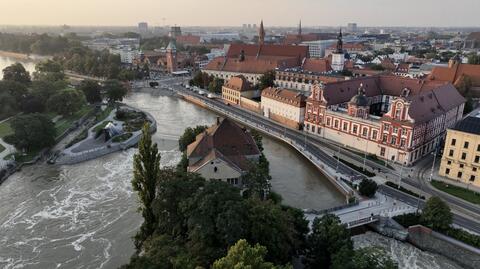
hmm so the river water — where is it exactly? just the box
[0,55,38,80]
[0,88,344,268]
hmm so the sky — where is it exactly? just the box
[1,0,479,27]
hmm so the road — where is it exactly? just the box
[152,77,480,234]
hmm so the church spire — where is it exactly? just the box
[336,28,343,53]
[298,20,302,36]
[259,20,265,45]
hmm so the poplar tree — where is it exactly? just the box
[132,123,161,249]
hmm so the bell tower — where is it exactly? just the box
[258,20,265,45]
[166,39,177,73]
[331,29,345,72]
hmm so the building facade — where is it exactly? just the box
[261,87,306,129]
[439,116,480,187]
[222,76,258,105]
[187,118,261,186]
[304,76,465,165]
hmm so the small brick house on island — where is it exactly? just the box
[186,118,261,186]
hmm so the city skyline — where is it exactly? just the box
[2,0,480,28]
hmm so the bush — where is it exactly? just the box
[385,181,425,199]
[359,178,378,198]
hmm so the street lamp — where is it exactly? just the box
[429,147,438,182]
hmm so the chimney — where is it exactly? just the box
[216,117,221,125]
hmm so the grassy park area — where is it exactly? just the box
[431,180,480,205]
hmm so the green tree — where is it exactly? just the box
[467,53,480,65]
[7,113,56,150]
[257,70,275,90]
[0,91,18,119]
[103,79,128,103]
[2,63,31,84]
[47,88,86,116]
[208,77,224,94]
[178,125,207,152]
[242,157,271,199]
[0,80,28,104]
[79,79,102,104]
[33,60,65,82]
[421,196,452,232]
[304,214,352,269]
[358,178,378,198]
[132,123,161,249]
[213,239,291,269]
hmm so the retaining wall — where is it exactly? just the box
[407,225,480,269]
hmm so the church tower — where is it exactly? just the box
[166,39,177,73]
[258,20,265,45]
[298,20,302,37]
[331,29,345,72]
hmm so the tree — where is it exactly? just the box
[47,88,86,116]
[33,59,65,82]
[2,63,31,84]
[212,239,290,269]
[7,113,56,150]
[0,91,18,119]
[358,178,378,198]
[104,79,128,103]
[0,80,28,104]
[208,77,224,94]
[242,156,271,199]
[257,70,275,90]
[132,123,161,249]
[178,125,207,152]
[79,80,102,104]
[421,196,452,232]
[304,214,352,269]
[30,80,62,103]
[467,53,480,65]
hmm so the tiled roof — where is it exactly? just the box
[315,75,464,123]
[262,87,306,107]
[452,116,480,135]
[284,33,337,44]
[226,43,308,61]
[187,118,260,171]
[429,63,480,87]
[204,55,298,74]
[302,58,332,73]
[224,76,252,92]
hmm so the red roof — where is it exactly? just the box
[302,58,332,73]
[226,43,308,61]
[224,76,252,92]
[262,87,306,107]
[429,63,480,87]
[176,34,201,45]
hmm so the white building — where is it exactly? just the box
[302,40,337,58]
[261,87,306,129]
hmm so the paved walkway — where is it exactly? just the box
[0,138,15,160]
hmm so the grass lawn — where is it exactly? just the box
[431,180,480,205]
[0,119,13,139]
[53,105,95,137]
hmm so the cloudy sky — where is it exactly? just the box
[1,0,479,27]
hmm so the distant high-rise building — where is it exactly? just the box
[347,23,357,33]
[169,26,182,38]
[138,22,148,33]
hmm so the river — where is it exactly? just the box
[0,88,344,268]
[0,54,38,79]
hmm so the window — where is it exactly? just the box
[334,120,339,129]
[362,128,368,137]
[372,130,378,140]
[312,126,316,133]
[343,122,348,131]
[380,147,386,156]
[457,172,463,178]
[464,142,469,149]
[390,136,396,145]
[445,168,450,175]
[393,127,398,134]
[470,175,476,182]
[461,152,467,160]
[473,167,478,172]
[326,118,331,126]
[402,129,407,136]
[317,127,321,134]
[447,160,452,165]
[352,125,358,134]
[449,150,454,157]
[477,144,480,151]
[400,139,406,148]
[460,164,464,168]
[475,156,480,163]
[451,139,456,146]
[382,134,388,143]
